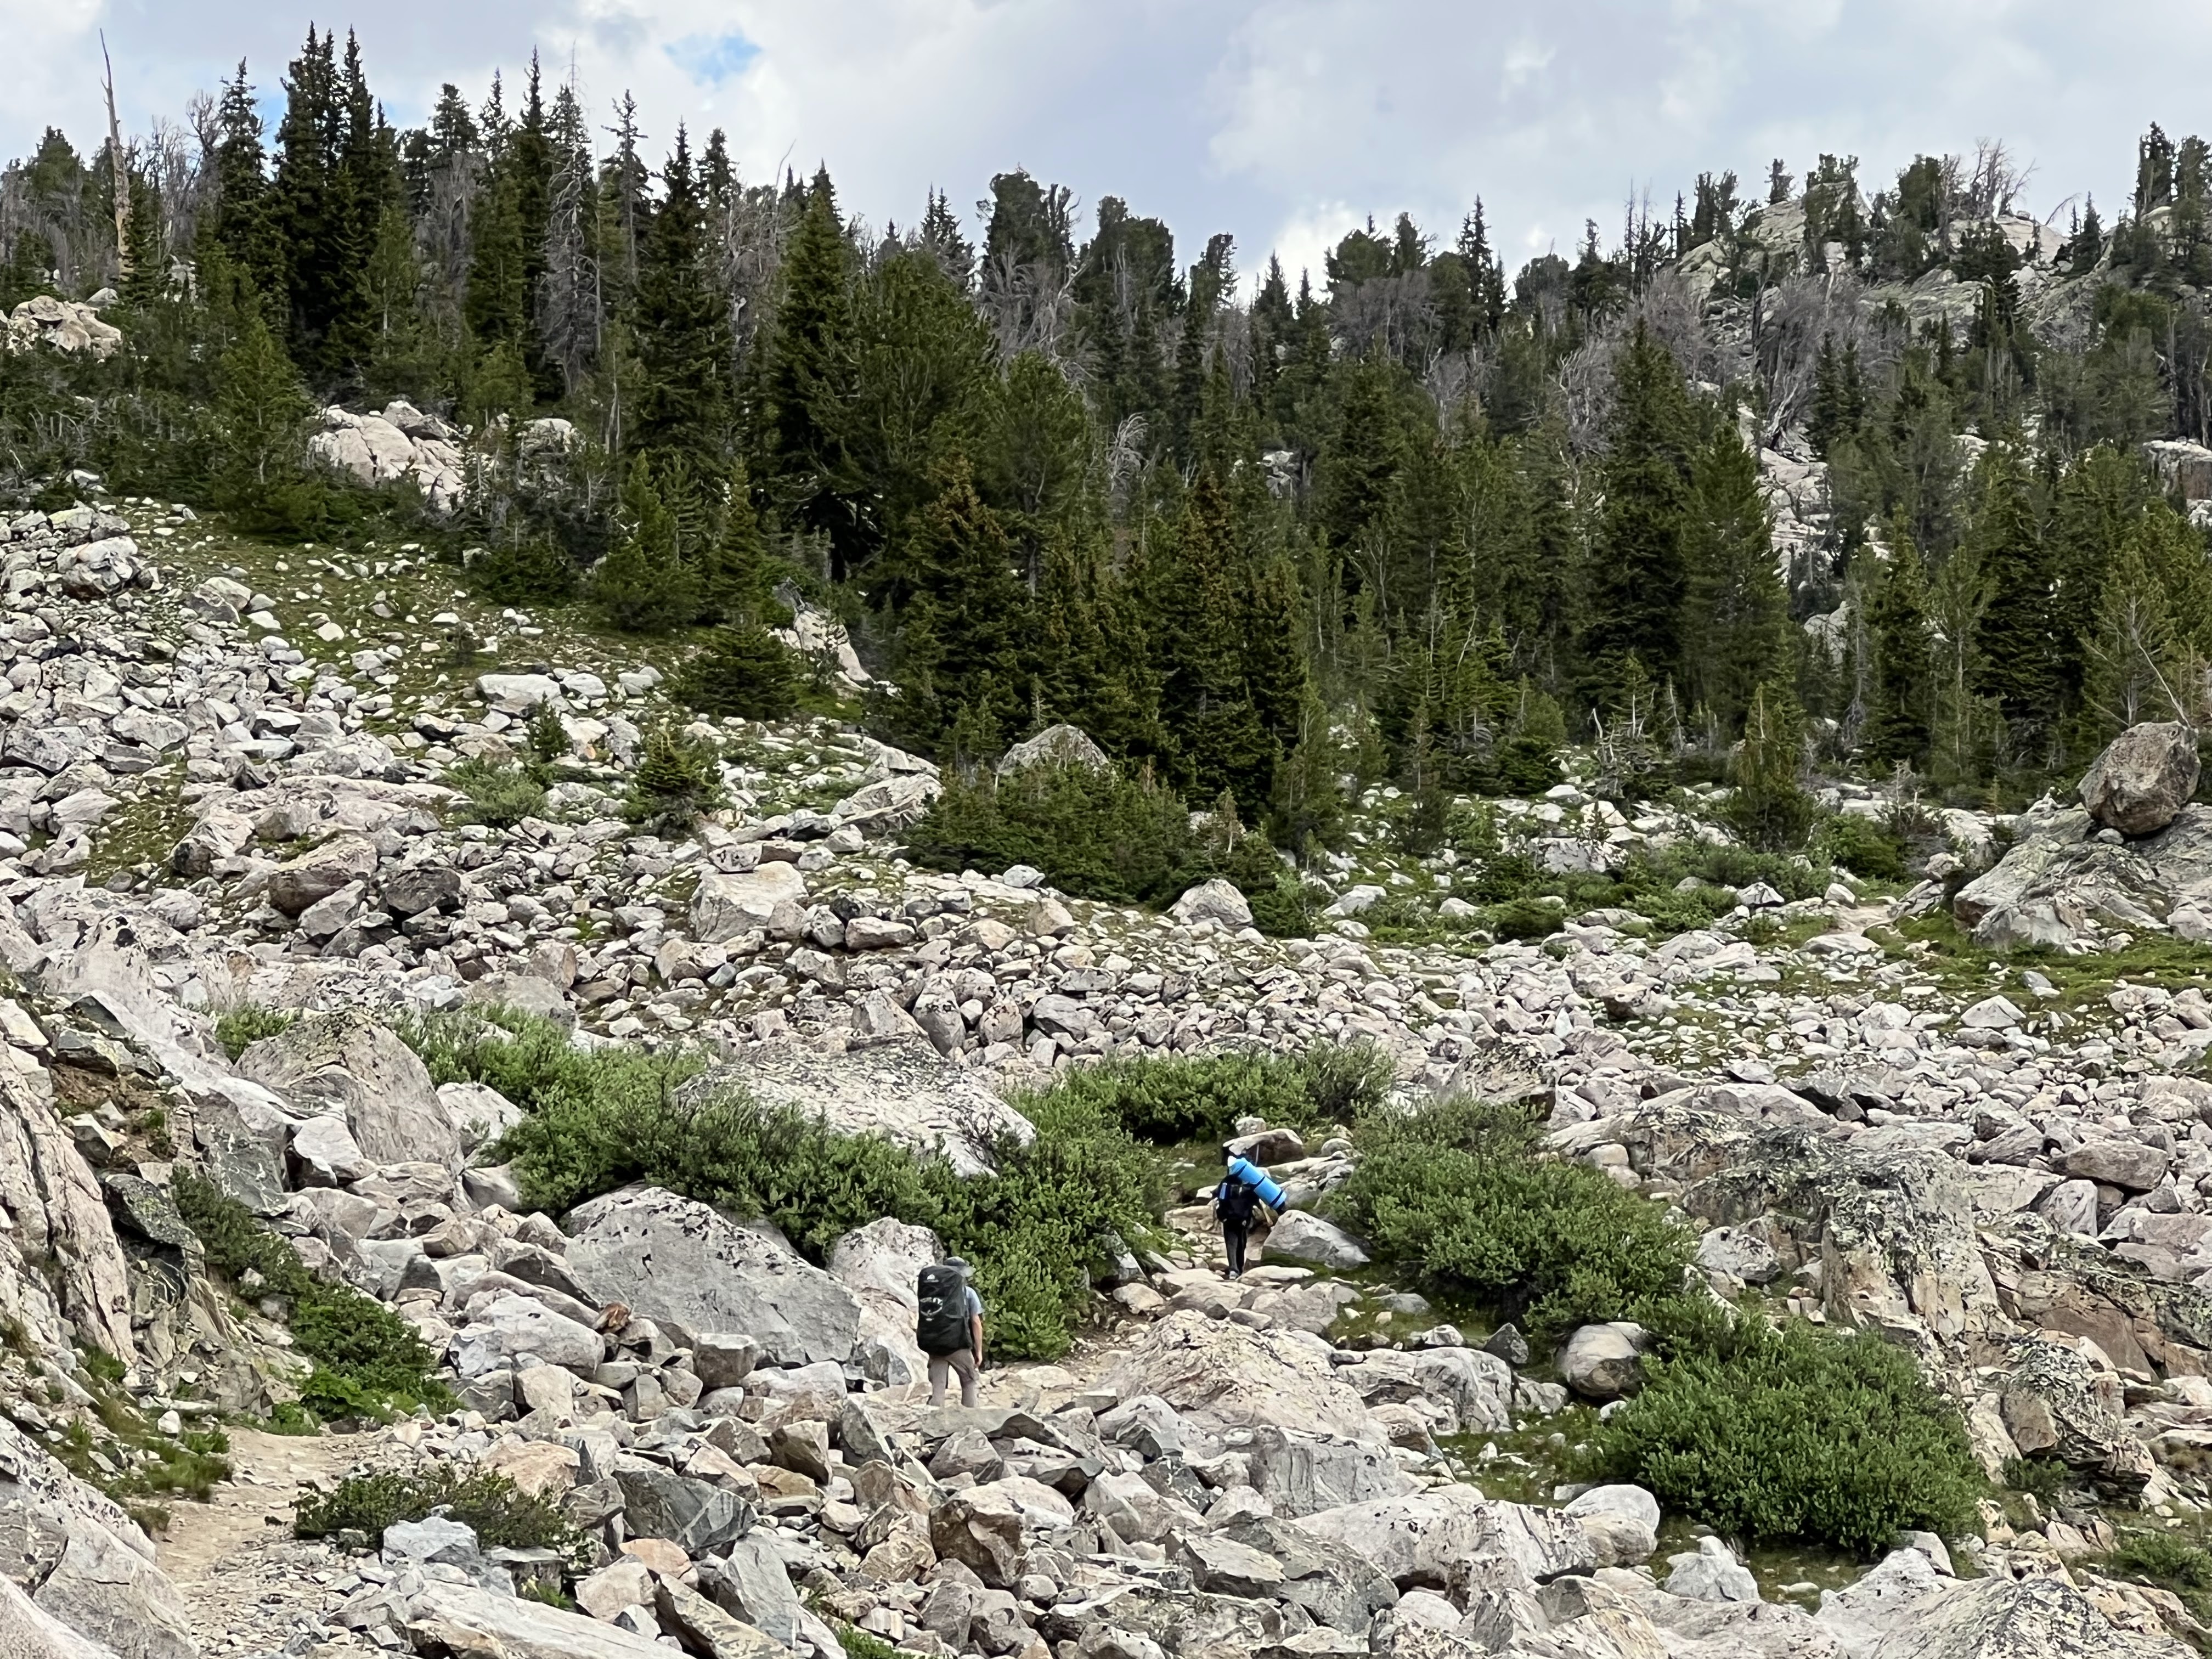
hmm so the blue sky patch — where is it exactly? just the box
[668,30,760,84]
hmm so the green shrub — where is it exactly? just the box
[399,1010,1163,1361]
[1012,1045,1393,1147]
[1336,1098,1694,1340]
[2100,1531,2212,1596]
[624,722,724,836]
[1483,896,1566,941]
[172,1170,448,1418]
[1588,1316,1981,1554]
[467,535,578,604]
[672,624,803,720]
[2001,1454,2069,1502]
[1246,877,1324,938]
[1818,814,1907,883]
[446,756,547,830]
[215,1003,297,1062]
[906,761,1203,907]
[296,1468,578,1557]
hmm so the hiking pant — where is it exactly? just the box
[1223,1222,1250,1277]
[928,1348,979,1407]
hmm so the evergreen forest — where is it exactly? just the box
[8,36,2212,859]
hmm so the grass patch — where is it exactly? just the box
[1335,1097,1695,1341]
[173,1169,450,1419]
[2096,1530,2212,1610]
[296,1468,580,1560]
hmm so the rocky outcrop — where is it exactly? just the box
[698,1037,1035,1178]
[565,1186,861,1364]
[235,1009,463,1171]
[5,296,122,360]
[0,1064,136,1363]
[308,403,466,515]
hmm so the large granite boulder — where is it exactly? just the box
[690,865,807,944]
[0,1575,114,1659]
[404,1582,672,1659]
[692,1038,1034,1179]
[827,1216,941,1385]
[237,1011,463,1171]
[31,1523,196,1659]
[1291,1487,1592,1590]
[566,1186,860,1364]
[996,724,1109,776]
[2081,722,2201,836]
[1099,1310,1376,1438]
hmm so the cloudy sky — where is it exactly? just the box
[9,0,2212,287]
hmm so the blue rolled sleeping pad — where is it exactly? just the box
[1224,1155,1287,1211]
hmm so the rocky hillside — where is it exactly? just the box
[11,498,2212,1659]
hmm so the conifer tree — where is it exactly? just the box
[207,61,281,298]
[693,458,772,625]
[884,460,1035,753]
[590,456,699,632]
[1967,450,2057,756]
[1585,322,1695,691]
[1728,681,1814,850]
[631,128,735,472]
[1861,521,1934,768]
[1681,418,1786,733]
[766,168,857,572]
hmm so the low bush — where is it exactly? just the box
[445,755,547,830]
[672,624,803,720]
[215,1003,297,1062]
[2001,1454,2069,1502]
[295,1468,577,1556]
[1335,1098,1695,1340]
[1818,814,1908,883]
[1013,1044,1393,1146]
[2098,1531,2212,1597]
[400,1010,1164,1361]
[906,760,1203,907]
[1485,896,1566,942]
[173,1170,449,1419]
[1587,1315,1984,1554]
[624,722,725,837]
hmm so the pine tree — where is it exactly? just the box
[1861,521,1934,768]
[211,309,312,511]
[1585,322,1696,690]
[1967,450,2057,758]
[1728,682,1814,850]
[538,78,601,398]
[632,127,735,471]
[693,458,772,625]
[590,456,699,632]
[1681,419,1786,733]
[765,168,856,572]
[465,164,531,350]
[884,459,1035,753]
[207,61,282,302]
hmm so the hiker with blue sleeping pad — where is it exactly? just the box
[915,1256,985,1406]
[1215,1147,1286,1279]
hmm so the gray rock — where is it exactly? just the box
[1562,1484,1661,1568]
[382,1516,479,1566]
[190,1095,286,1215]
[1694,1226,1780,1284]
[288,1114,372,1186]
[239,1009,462,1171]
[2062,1138,2169,1193]
[652,1577,784,1659]
[827,1216,941,1386]
[566,1186,860,1365]
[405,1582,670,1659]
[1263,1211,1369,1269]
[0,1573,114,1659]
[31,1522,196,1659]
[613,1461,754,1554]
[691,865,808,944]
[1217,1516,1400,1633]
[1245,1426,1418,1517]
[1560,1322,1649,1400]
[1664,1534,1759,1602]
[1169,878,1254,930]
[1292,1487,1592,1589]
[694,1039,1032,1180]
[2081,721,2200,836]
[997,724,1109,776]
[451,1294,605,1378]
[697,1534,804,1646]
[264,832,379,915]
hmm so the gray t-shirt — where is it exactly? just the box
[963,1286,984,1319]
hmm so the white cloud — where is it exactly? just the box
[5,0,2212,289]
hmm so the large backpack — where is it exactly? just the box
[916,1265,970,1356]
[1215,1178,1259,1225]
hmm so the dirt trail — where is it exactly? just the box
[160,1427,368,1648]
